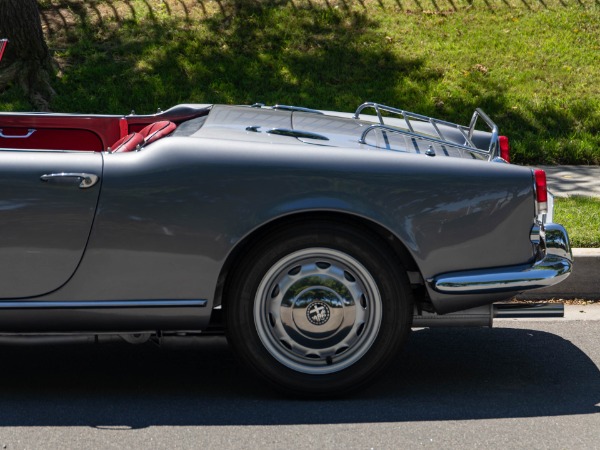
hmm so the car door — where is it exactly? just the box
[0,150,102,298]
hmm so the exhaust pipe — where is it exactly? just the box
[492,302,564,319]
[413,302,564,328]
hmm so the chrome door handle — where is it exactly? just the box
[0,128,36,138]
[40,173,99,189]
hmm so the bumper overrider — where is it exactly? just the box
[429,222,573,295]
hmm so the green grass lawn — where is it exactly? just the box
[1,0,599,165]
[554,196,600,248]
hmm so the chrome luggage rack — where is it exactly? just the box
[353,102,500,160]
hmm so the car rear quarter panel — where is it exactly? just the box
[42,136,535,314]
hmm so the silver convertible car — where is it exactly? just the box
[0,95,572,395]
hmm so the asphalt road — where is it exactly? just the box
[0,318,598,449]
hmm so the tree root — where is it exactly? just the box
[0,60,55,111]
[0,62,20,89]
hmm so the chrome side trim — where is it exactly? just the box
[430,223,572,295]
[0,299,207,309]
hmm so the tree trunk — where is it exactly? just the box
[0,0,55,110]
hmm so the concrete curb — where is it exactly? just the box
[516,248,600,300]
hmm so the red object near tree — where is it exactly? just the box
[0,39,7,62]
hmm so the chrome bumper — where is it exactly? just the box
[430,223,573,295]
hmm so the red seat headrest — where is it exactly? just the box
[139,121,176,145]
[109,132,144,153]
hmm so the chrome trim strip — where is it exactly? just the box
[267,128,329,140]
[545,191,554,224]
[0,299,207,309]
[272,105,324,115]
[430,223,572,294]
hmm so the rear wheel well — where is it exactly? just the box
[214,212,421,311]
[223,218,414,395]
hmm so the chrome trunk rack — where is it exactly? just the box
[353,102,500,160]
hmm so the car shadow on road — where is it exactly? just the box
[0,323,597,428]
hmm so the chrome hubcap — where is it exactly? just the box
[254,248,382,374]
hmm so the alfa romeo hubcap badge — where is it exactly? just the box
[306,301,330,326]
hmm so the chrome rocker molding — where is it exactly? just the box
[0,299,207,309]
[0,299,209,333]
[430,223,572,295]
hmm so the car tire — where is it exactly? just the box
[225,221,413,397]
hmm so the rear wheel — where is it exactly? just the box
[225,222,413,396]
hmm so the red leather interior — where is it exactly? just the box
[0,115,122,151]
[0,115,178,152]
[119,117,129,139]
[110,132,144,153]
[139,121,176,145]
[108,121,176,153]
[0,127,105,151]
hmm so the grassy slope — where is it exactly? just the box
[554,196,600,248]
[1,0,599,166]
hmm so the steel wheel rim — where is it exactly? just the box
[254,248,383,375]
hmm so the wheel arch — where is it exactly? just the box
[213,211,421,310]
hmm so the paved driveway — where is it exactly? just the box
[0,318,598,449]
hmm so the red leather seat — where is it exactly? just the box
[139,120,176,145]
[109,132,144,153]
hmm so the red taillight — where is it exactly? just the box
[499,135,510,163]
[534,169,548,212]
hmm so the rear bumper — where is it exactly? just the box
[429,223,572,295]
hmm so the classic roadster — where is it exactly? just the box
[0,41,572,395]
[0,98,572,395]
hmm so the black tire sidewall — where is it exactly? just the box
[225,222,412,396]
